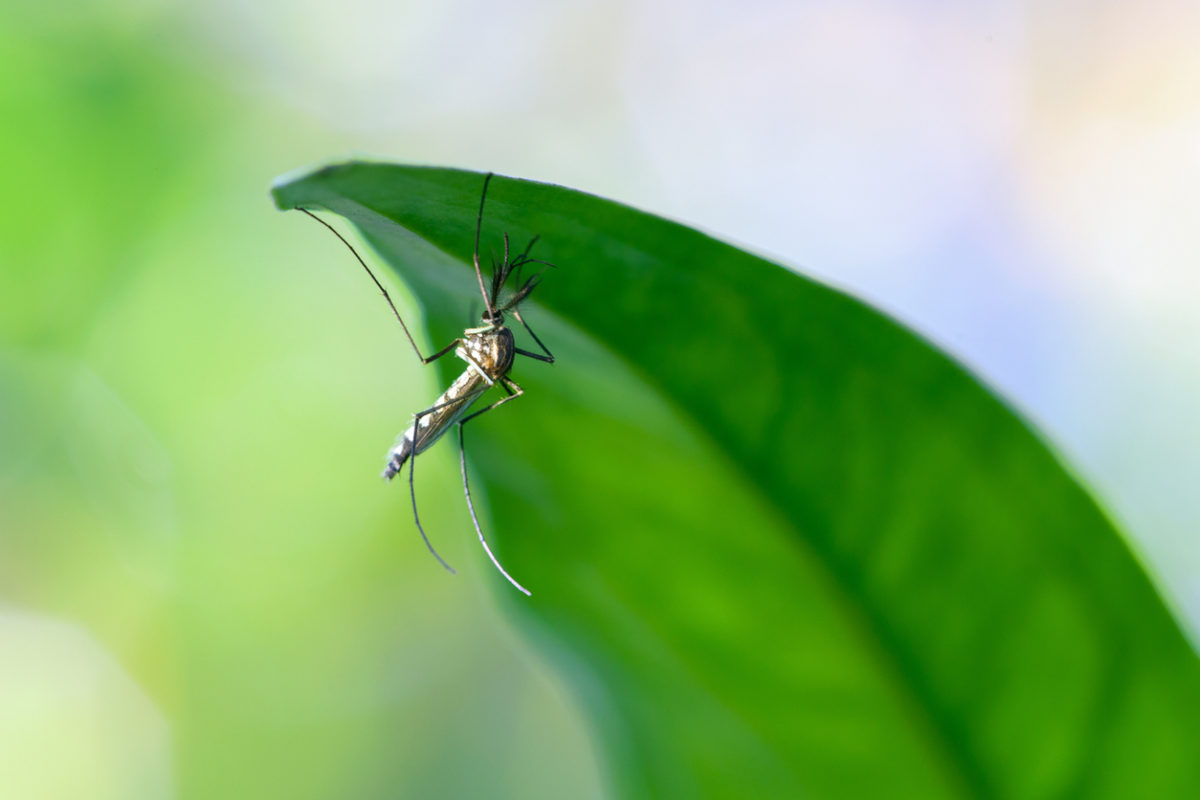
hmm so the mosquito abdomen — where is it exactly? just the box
[382,435,413,480]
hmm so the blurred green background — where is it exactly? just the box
[3,1,1199,798]
[0,4,605,798]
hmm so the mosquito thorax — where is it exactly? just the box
[459,324,515,378]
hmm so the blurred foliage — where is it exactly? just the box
[275,163,1200,799]
[0,9,602,800]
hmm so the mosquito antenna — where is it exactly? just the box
[501,261,557,311]
[516,235,540,263]
[458,424,531,596]
[492,232,512,310]
[489,249,504,306]
[509,236,542,296]
[298,208,429,362]
[473,173,497,319]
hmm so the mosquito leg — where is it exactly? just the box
[297,208,463,367]
[472,173,497,319]
[511,307,555,363]
[405,402,460,575]
[459,377,522,426]
[417,338,463,366]
[457,379,531,595]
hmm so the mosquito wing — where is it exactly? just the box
[382,370,488,480]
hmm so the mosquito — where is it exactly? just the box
[298,173,555,596]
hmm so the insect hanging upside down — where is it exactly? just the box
[298,173,555,596]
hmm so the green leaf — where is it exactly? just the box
[272,163,1200,799]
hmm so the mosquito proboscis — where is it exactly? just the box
[298,173,555,596]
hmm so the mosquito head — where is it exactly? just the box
[471,173,557,324]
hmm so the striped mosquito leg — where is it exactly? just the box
[457,379,531,596]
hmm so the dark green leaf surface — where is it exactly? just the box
[273,163,1200,799]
